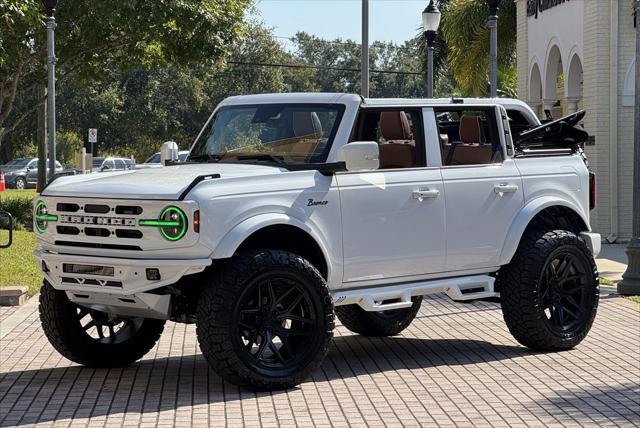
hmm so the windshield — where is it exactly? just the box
[4,159,31,168]
[145,153,161,163]
[190,104,344,164]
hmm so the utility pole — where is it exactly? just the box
[361,0,369,98]
[42,0,58,182]
[618,0,640,295]
[37,85,47,191]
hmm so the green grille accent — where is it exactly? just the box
[139,206,187,241]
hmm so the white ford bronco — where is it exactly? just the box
[35,93,601,390]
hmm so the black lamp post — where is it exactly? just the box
[618,0,640,295]
[422,0,441,98]
[41,0,57,183]
[486,0,502,97]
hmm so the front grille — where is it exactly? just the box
[84,204,110,214]
[85,227,111,237]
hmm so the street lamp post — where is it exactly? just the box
[422,0,441,98]
[42,0,57,183]
[618,0,640,295]
[486,0,502,97]
[362,0,369,98]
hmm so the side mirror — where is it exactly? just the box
[0,211,13,249]
[337,141,379,172]
[101,164,110,171]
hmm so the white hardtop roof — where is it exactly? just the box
[217,92,531,109]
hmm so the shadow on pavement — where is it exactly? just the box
[529,382,640,424]
[0,336,526,426]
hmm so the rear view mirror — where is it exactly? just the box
[0,211,13,249]
[337,141,380,172]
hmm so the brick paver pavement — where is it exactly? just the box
[1,294,638,427]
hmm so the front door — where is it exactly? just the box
[337,108,446,283]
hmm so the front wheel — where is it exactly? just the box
[500,229,599,351]
[39,281,166,367]
[14,177,26,190]
[196,250,334,390]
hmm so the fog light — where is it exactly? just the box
[146,268,161,281]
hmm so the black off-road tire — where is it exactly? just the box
[196,250,334,390]
[39,280,166,367]
[500,229,599,351]
[335,296,422,337]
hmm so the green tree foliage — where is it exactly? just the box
[440,0,516,96]
[55,130,83,166]
[0,0,250,151]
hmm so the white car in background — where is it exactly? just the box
[92,156,135,173]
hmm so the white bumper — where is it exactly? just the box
[35,250,212,295]
[580,232,601,258]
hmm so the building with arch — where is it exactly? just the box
[516,0,636,241]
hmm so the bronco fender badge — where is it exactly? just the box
[307,199,328,207]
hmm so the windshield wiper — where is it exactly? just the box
[234,154,285,164]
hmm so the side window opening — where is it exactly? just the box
[351,109,425,169]
[435,108,503,166]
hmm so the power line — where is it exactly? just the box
[226,60,422,76]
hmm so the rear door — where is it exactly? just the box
[337,108,446,283]
[435,105,524,271]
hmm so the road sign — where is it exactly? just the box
[88,128,98,143]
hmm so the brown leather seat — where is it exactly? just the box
[378,111,417,169]
[444,115,493,165]
[268,112,324,159]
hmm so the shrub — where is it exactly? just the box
[0,196,33,230]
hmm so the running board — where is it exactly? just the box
[332,275,497,312]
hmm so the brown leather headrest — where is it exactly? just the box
[379,143,416,169]
[293,112,323,139]
[459,115,482,143]
[379,111,412,141]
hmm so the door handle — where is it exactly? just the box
[412,188,440,201]
[494,183,519,194]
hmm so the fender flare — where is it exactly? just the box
[210,213,333,275]
[498,196,590,266]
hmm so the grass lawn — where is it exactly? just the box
[0,230,42,296]
[0,189,38,201]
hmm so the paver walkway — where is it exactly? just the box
[1,294,639,427]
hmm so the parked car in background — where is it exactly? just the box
[0,158,63,189]
[92,157,135,173]
[136,151,190,169]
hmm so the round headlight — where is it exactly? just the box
[34,201,57,233]
[158,206,187,241]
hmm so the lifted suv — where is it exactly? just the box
[35,93,600,390]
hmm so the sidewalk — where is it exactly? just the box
[597,244,629,284]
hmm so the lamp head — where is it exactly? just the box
[422,0,442,34]
[41,0,57,17]
[486,0,502,15]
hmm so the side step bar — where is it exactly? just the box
[331,275,498,312]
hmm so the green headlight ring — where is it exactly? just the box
[34,201,57,233]
[158,206,188,241]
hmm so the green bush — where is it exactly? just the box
[0,196,33,230]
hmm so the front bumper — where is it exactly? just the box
[35,249,212,295]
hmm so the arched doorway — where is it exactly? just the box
[566,54,583,113]
[544,45,563,118]
[529,63,543,117]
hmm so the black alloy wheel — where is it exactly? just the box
[233,275,318,377]
[539,249,594,334]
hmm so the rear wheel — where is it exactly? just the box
[500,229,599,351]
[196,250,334,390]
[335,297,422,337]
[39,281,166,367]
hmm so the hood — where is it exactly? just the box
[42,163,284,200]
[1,165,26,173]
